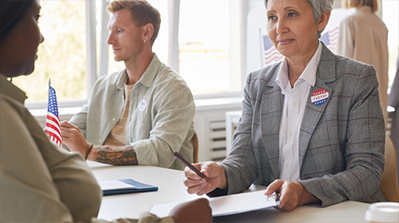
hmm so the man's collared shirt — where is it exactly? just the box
[68,54,195,170]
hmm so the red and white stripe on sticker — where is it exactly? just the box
[311,89,328,106]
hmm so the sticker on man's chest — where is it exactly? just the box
[311,89,328,106]
[138,100,147,111]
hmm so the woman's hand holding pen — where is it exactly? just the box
[183,162,227,196]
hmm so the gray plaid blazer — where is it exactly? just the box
[220,43,386,207]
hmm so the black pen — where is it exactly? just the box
[173,151,207,178]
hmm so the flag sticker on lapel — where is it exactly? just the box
[138,100,147,111]
[311,89,329,106]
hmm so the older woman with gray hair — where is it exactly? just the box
[184,0,386,212]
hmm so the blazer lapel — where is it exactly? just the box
[260,65,284,179]
[298,44,337,168]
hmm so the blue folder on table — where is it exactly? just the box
[100,179,158,196]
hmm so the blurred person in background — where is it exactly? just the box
[388,50,399,185]
[337,0,389,125]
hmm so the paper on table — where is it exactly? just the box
[149,190,278,217]
[99,180,137,191]
[210,190,278,216]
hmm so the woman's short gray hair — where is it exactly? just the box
[265,0,334,38]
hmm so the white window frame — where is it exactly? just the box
[170,0,247,100]
[26,0,98,110]
[27,0,249,110]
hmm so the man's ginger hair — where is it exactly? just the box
[108,0,161,45]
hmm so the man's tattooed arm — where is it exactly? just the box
[92,145,138,165]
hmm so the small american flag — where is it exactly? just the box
[44,79,62,147]
[260,29,284,67]
[260,27,340,67]
[319,27,339,53]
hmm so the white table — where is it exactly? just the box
[88,161,370,222]
[88,162,201,221]
[214,200,369,223]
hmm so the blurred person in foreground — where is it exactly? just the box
[337,0,389,126]
[184,0,386,212]
[61,0,195,170]
[0,0,211,222]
